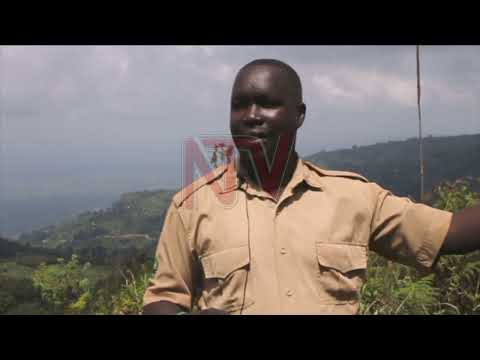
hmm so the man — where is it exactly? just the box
[143,59,480,315]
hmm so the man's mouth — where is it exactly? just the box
[246,134,269,145]
[246,130,270,140]
[232,131,273,148]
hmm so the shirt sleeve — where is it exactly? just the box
[143,201,197,310]
[369,183,453,271]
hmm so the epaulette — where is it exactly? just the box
[173,164,229,207]
[303,160,369,183]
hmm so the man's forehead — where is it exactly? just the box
[233,65,291,93]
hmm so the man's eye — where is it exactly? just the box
[262,102,278,108]
[231,100,247,109]
[260,100,281,108]
[256,96,282,108]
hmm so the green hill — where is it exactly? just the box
[306,134,480,200]
[18,189,175,254]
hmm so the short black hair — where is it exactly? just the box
[237,59,303,102]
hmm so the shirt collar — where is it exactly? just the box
[217,157,324,195]
[301,160,324,190]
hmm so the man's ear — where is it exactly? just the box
[296,103,306,129]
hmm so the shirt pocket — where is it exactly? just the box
[199,245,254,313]
[315,243,368,303]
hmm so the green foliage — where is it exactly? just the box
[431,178,480,314]
[0,261,40,314]
[32,254,93,314]
[360,177,480,315]
[359,254,440,315]
[432,253,480,314]
[16,254,59,267]
[0,261,34,279]
[110,262,154,315]
[0,291,16,313]
[4,302,50,315]
[393,274,439,314]
[432,178,479,211]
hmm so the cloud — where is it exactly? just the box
[308,64,475,109]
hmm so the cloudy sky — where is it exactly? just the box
[1,45,479,200]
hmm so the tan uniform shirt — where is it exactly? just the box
[143,158,453,314]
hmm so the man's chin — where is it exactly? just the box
[241,137,273,152]
[233,135,265,146]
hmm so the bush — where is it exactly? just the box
[5,302,50,315]
[0,291,16,314]
[359,254,441,315]
[110,262,154,315]
[32,254,93,314]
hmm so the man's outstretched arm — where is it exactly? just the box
[369,184,477,270]
[440,204,480,255]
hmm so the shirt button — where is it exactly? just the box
[286,289,294,297]
[280,248,287,255]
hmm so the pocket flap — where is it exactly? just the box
[316,243,367,273]
[200,246,250,279]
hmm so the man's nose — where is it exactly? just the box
[244,104,263,125]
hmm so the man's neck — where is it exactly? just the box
[237,150,299,200]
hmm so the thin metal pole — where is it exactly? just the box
[416,45,425,203]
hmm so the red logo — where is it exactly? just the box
[182,133,296,209]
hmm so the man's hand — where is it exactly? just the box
[142,301,229,315]
[440,203,480,255]
[193,308,229,315]
[143,300,182,315]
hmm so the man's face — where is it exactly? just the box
[230,65,305,156]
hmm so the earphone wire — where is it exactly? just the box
[239,186,252,315]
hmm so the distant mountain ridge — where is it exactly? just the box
[305,134,480,200]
